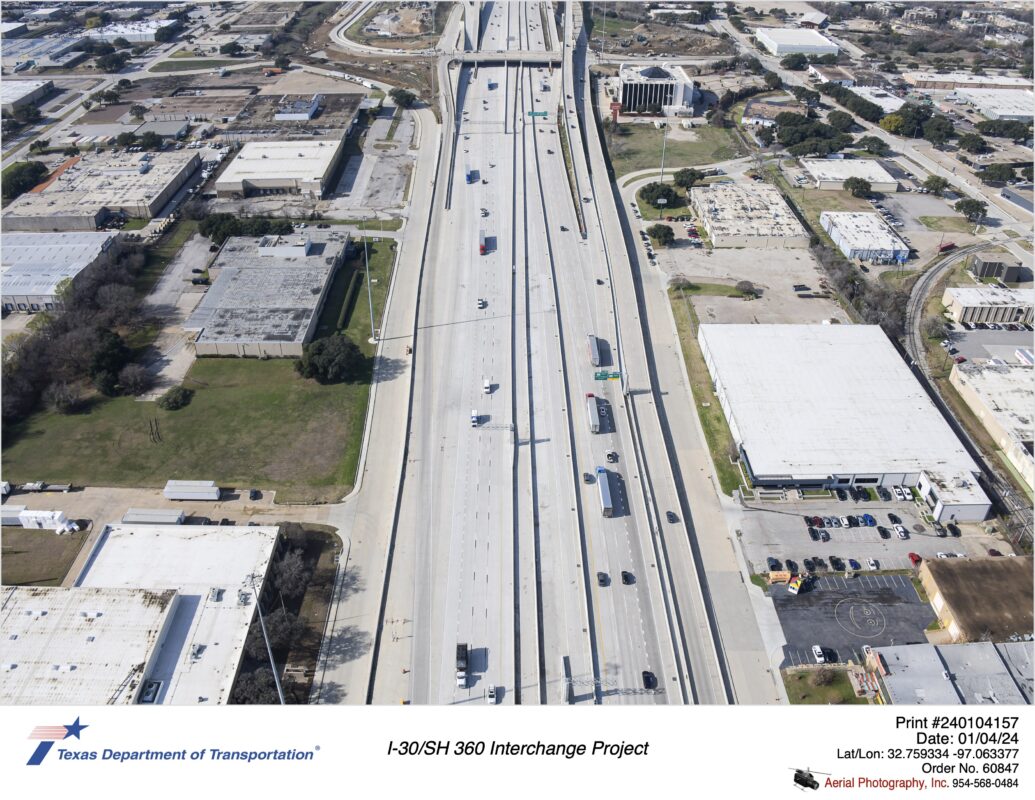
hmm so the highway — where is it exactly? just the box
[372,1,682,705]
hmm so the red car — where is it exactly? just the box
[908,552,922,567]
[954,356,967,363]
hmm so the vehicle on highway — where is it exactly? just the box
[560,225,568,231]
[479,229,487,255]
[641,671,657,690]
[480,208,488,217]
[596,467,613,518]
[812,645,826,664]
[621,571,634,585]
[605,450,618,463]
[456,643,469,688]
[587,393,600,434]
[596,571,609,586]
[583,472,593,483]
[477,298,487,309]
[483,379,491,394]
[470,410,479,427]
[486,684,496,704]
[666,511,678,523]
[587,334,601,367]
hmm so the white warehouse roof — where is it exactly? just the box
[2,231,118,298]
[75,524,280,705]
[216,140,343,188]
[820,212,908,251]
[955,89,1035,121]
[755,26,839,54]
[801,158,898,186]
[945,286,1034,309]
[697,324,981,481]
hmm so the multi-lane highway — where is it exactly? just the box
[372,1,694,705]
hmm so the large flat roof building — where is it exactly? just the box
[89,19,181,43]
[847,86,906,114]
[616,63,698,116]
[741,98,806,127]
[698,324,990,522]
[754,27,839,56]
[969,251,1030,283]
[73,524,281,705]
[1,231,119,313]
[955,89,1035,122]
[802,158,898,191]
[1,151,198,232]
[0,78,53,113]
[0,586,178,705]
[904,72,1033,91]
[942,286,1034,325]
[188,231,349,357]
[949,362,1034,491]
[690,184,809,248]
[808,64,854,86]
[215,138,345,198]
[919,556,1033,643]
[820,211,908,264]
[0,37,84,69]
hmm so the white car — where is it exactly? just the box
[866,558,878,570]
[839,516,851,528]
[937,552,951,558]
[894,524,909,540]
[812,645,825,664]
[486,684,496,704]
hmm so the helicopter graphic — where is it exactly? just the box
[790,766,830,791]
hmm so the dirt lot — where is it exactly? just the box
[586,11,734,58]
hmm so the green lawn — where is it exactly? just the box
[605,123,746,177]
[668,287,745,496]
[134,219,198,295]
[1,527,90,587]
[121,218,148,231]
[918,215,973,234]
[149,59,243,73]
[784,669,868,705]
[321,218,404,231]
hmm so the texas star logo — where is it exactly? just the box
[26,718,88,766]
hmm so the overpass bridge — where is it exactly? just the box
[446,49,562,66]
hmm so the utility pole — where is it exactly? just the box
[364,238,376,343]
[250,574,285,705]
[658,121,668,185]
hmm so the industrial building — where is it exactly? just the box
[0,21,28,37]
[950,362,1034,491]
[0,78,52,113]
[919,557,1033,643]
[0,586,179,705]
[849,86,905,114]
[215,138,345,198]
[941,286,1034,325]
[274,94,324,121]
[690,184,809,248]
[89,19,181,43]
[801,158,898,191]
[869,642,1033,705]
[904,72,1033,91]
[808,64,854,86]
[741,98,805,127]
[697,324,991,522]
[1,151,199,232]
[820,212,908,264]
[615,63,698,116]
[798,11,829,29]
[969,251,1031,283]
[187,230,349,357]
[754,27,839,56]
[954,89,1035,122]
[65,523,282,705]
[0,37,84,69]
[1,231,119,313]
[134,119,191,140]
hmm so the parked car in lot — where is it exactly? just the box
[894,524,909,539]
[812,645,826,664]
[808,527,819,541]
[888,512,902,524]
[835,488,847,501]
[839,516,851,527]
[766,557,781,571]
[820,529,830,542]
[877,526,891,539]
[803,558,815,573]
[848,559,861,570]
[862,513,876,527]
[811,516,823,527]
[866,558,878,570]
[908,552,922,567]
[829,555,845,571]
[877,487,892,502]
[830,517,841,528]
[822,516,833,528]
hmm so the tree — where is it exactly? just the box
[116,131,138,148]
[879,114,905,134]
[856,136,889,155]
[780,53,808,70]
[789,86,820,106]
[763,71,782,89]
[112,37,132,49]
[138,131,164,150]
[827,110,854,132]
[130,104,147,119]
[735,280,757,297]
[707,106,726,128]
[117,78,133,90]
[118,364,153,396]
[62,145,80,157]
[1022,165,1034,183]
[274,55,291,70]
[389,87,416,108]
[96,52,129,73]
[922,115,954,146]
[231,668,279,704]
[922,175,950,195]
[14,104,42,125]
[756,125,775,146]
[273,549,312,600]
[219,41,244,56]
[954,198,987,222]
[673,168,704,190]
[975,119,1032,142]
[219,22,231,31]
[28,139,50,153]
[843,177,872,198]
[811,668,835,687]
[639,182,679,209]
[296,336,366,384]
[977,163,1016,184]
[154,26,176,43]
[922,316,949,340]
[89,330,130,396]
[955,131,989,153]
[646,224,675,246]
[244,608,303,660]
[157,385,194,410]
[43,382,84,414]
[1,161,48,200]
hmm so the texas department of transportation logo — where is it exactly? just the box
[26,717,88,766]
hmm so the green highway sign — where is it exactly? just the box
[594,371,621,380]
[608,372,621,380]
[527,111,548,117]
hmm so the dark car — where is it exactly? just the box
[812,556,827,570]
[665,511,678,523]
[766,557,781,571]
[248,488,260,501]
[808,527,819,541]
[596,572,609,587]
[820,529,830,542]
[988,549,1002,557]
[191,268,204,274]
[947,523,961,537]
[621,571,635,585]
[848,559,861,570]
[191,277,209,285]
[803,514,813,526]
[583,472,593,484]
[888,513,901,525]
[641,671,657,690]
[606,450,618,463]
[877,526,891,540]
[785,559,798,573]
[877,487,892,501]
[802,558,815,573]
[835,488,847,501]
[811,516,823,527]
[846,515,857,527]
[830,556,845,571]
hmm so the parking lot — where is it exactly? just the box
[772,573,936,668]
[943,325,1034,363]
[739,495,1010,577]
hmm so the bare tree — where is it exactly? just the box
[118,364,153,396]
[43,382,83,414]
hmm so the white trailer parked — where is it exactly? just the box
[163,480,220,501]
[122,508,186,525]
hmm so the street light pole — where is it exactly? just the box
[658,121,668,186]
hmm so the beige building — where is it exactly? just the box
[950,362,1034,491]
[919,557,1033,643]
[942,286,1034,325]
[215,138,346,198]
[690,184,809,248]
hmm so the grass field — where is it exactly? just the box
[321,218,404,231]
[919,215,973,234]
[3,239,398,503]
[134,219,198,295]
[149,59,243,73]
[784,669,868,705]
[121,218,148,231]
[1,527,89,587]
[668,287,745,496]
[606,124,746,177]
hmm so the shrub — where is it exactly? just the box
[157,385,194,411]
